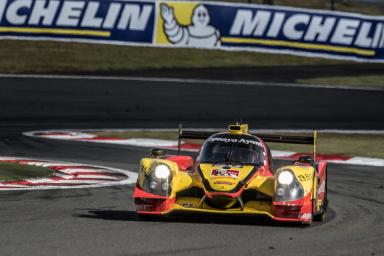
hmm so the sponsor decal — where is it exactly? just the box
[156,2,221,47]
[208,137,263,147]
[154,1,384,62]
[0,0,155,43]
[300,213,312,220]
[226,8,383,52]
[211,169,239,178]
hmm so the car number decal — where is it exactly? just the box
[298,174,311,182]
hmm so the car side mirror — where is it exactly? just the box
[150,148,166,158]
[296,155,314,165]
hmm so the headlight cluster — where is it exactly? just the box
[142,163,172,196]
[275,169,304,202]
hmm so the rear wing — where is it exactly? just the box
[177,124,318,160]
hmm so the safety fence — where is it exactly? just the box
[0,0,383,62]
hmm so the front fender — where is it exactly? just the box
[274,165,316,204]
[138,158,195,198]
[272,165,316,222]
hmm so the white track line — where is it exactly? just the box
[329,157,384,167]
[60,168,123,174]
[0,73,382,91]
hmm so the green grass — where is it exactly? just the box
[0,162,54,182]
[299,75,384,88]
[92,131,384,159]
[1,40,383,88]
[0,40,348,74]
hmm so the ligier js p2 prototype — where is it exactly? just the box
[133,124,328,224]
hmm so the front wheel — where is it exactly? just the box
[313,204,326,222]
[313,168,328,222]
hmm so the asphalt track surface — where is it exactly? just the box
[1,76,384,134]
[0,77,383,256]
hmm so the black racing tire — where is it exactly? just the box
[313,167,328,222]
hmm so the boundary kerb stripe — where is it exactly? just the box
[0,157,137,191]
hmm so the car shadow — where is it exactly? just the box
[75,209,311,228]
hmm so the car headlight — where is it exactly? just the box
[154,164,171,179]
[140,163,172,196]
[277,170,294,185]
[275,169,304,202]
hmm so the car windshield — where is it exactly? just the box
[198,135,265,166]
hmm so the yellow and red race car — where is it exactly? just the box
[133,124,328,224]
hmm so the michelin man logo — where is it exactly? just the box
[160,3,221,47]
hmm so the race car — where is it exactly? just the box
[133,124,328,224]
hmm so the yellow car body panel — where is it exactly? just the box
[199,163,255,192]
[246,175,275,197]
[173,197,274,217]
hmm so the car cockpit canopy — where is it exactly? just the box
[198,133,266,166]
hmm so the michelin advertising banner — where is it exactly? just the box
[0,0,384,62]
